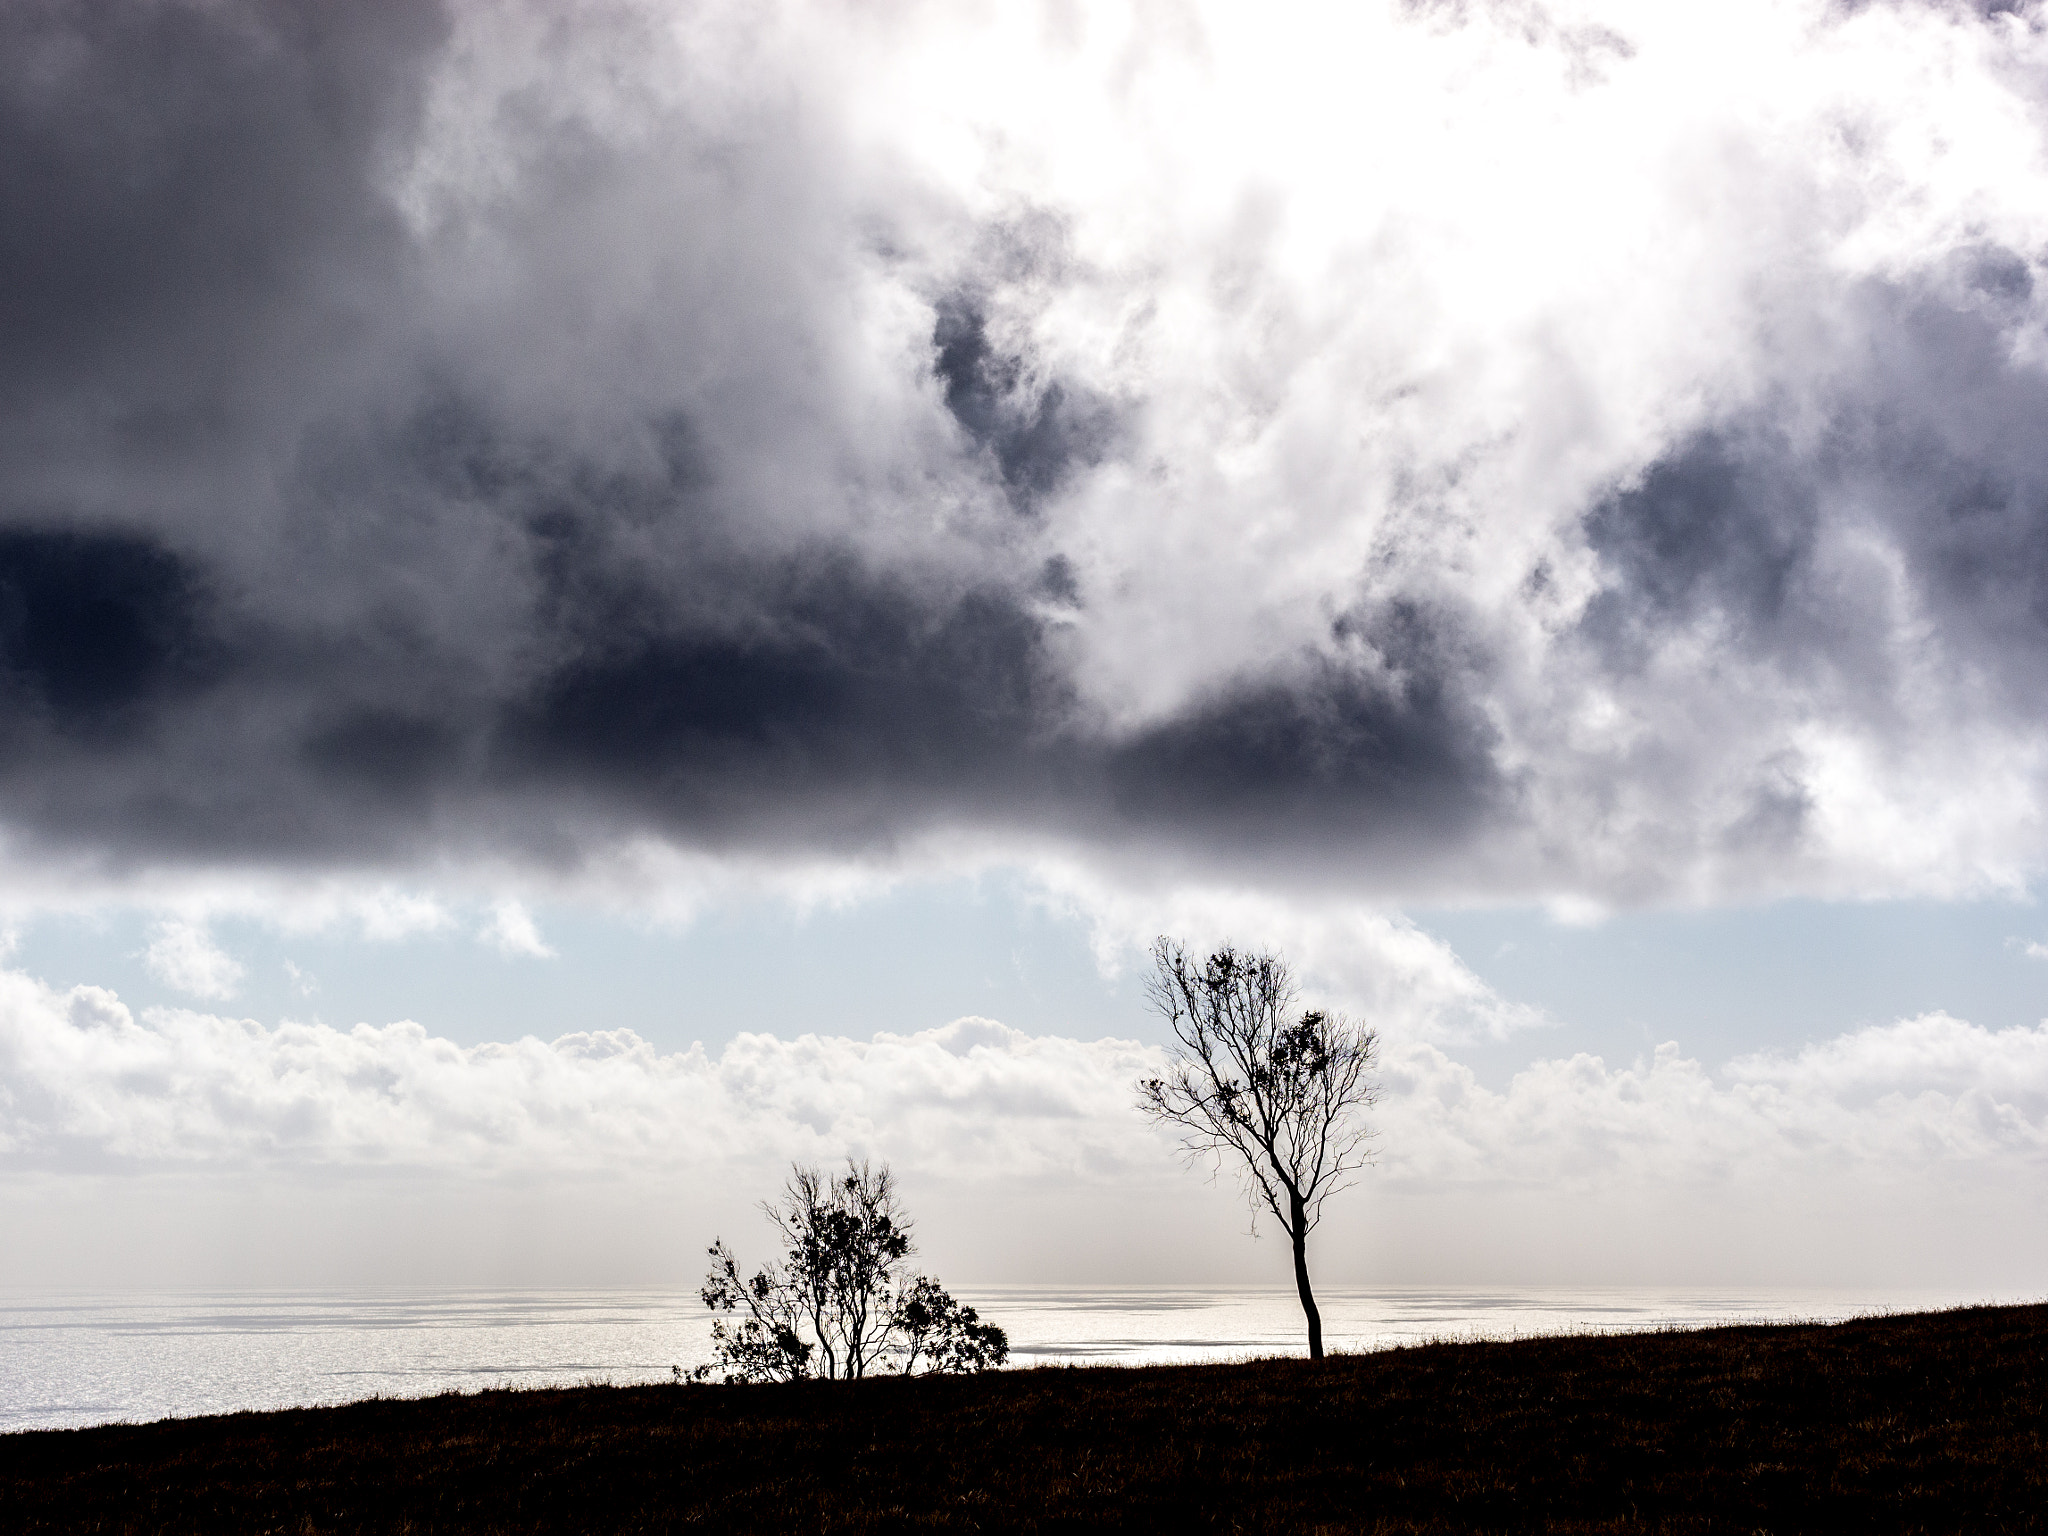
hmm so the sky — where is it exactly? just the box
[3,0,2048,1296]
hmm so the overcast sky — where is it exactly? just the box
[3,0,2047,1295]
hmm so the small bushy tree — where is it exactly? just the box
[698,1159,1007,1382]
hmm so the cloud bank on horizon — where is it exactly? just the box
[5,0,2048,910]
[3,967,2042,1284]
[11,973,2043,1186]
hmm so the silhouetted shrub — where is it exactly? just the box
[698,1159,1007,1382]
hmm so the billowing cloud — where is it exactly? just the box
[4,959,2044,1285]
[1381,1012,2048,1185]
[6,965,2042,1193]
[0,970,1158,1178]
[5,0,2048,910]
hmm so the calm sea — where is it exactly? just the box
[0,1284,2020,1434]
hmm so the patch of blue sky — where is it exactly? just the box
[1414,895,2048,1082]
[8,885,2044,1081]
[3,880,1140,1053]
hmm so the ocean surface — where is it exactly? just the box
[0,1283,2023,1434]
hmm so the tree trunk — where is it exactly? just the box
[1288,1194,1323,1361]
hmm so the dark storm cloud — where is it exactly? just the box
[932,297,1118,509]
[1543,247,2048,895]
[2,0,2047,899]
[1855,272,2048,692]
[1110,602,1499,850]
[495,557,1062,825]
[1582,438,1819,650]
[313,389,1491,863]
[0,0,436,455]
[0,0,1514,880]
[0,529,217,736]
[1580,256,2048,721]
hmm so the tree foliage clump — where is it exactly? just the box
[697,1160,1008,1383]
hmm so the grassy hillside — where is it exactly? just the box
[3,1303,2043,1533]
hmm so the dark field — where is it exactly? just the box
[3,1304,2044,1534]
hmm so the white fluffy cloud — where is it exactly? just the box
[4,959,2044,1286]
[141,921,245,1001]
[6,964,2042,1197]
[1379,1013,2048,1187]
[480,899,556,958]
[0,971,1157,1179]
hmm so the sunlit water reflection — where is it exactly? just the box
[1,1283,2024,1432]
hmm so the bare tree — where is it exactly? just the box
[1137,938,1379,1360]
[698,1159,1007,1382]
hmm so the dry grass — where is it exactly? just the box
[2,1303,2043,1533]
